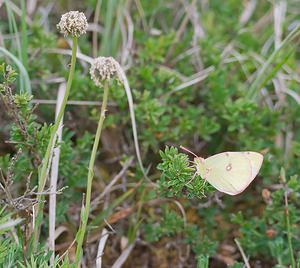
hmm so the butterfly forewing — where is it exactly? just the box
[202,152,263,195]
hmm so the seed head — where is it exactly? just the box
[90,57,122,87]
[57,11,88,37]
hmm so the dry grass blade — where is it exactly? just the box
[273,0,287,108]
[49,82,66,265]
[31,99,116,106]
[239,0,257,26]
[27,0,37,15]
[234,238,251,268]
[0,217,23,230]
[272,0,287,157]
[167,66,215,95]
[274,1,287,48]
[96,228,109,268]
[5,0,32,25]
[118,67,153,184]
[283,89,300,105]
[121,9,134,66]
[91,157,134,211]
[92,0,102,57]
[181,0,205,70]
[165,5,189,61]
[133,0,147,31]
[247,23,300,99]
[111,241,136,268]
[46,48,93,64]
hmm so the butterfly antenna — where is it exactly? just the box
[180,146,199,158]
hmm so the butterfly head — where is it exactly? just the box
[194,157,205,177]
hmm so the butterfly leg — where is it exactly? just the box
[186,172,197,185]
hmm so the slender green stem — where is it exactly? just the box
[285,192,296,268]
[32,36,78,250]
[74,82,109,267]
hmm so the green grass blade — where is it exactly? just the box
[247,24,300,100]
[258,46,295,93]
[0,46,32,94]
[4,0,24,92]
[100,0,118,56]
[111,2,123,56]
[21,0,28,69]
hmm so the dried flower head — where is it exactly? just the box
[57,11,88,37]
[90,57,122,87]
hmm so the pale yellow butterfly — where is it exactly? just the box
[180,146,263,195]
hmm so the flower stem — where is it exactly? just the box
[74,81,109,267]
[32,36,78,251]
[285,191,296,268]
